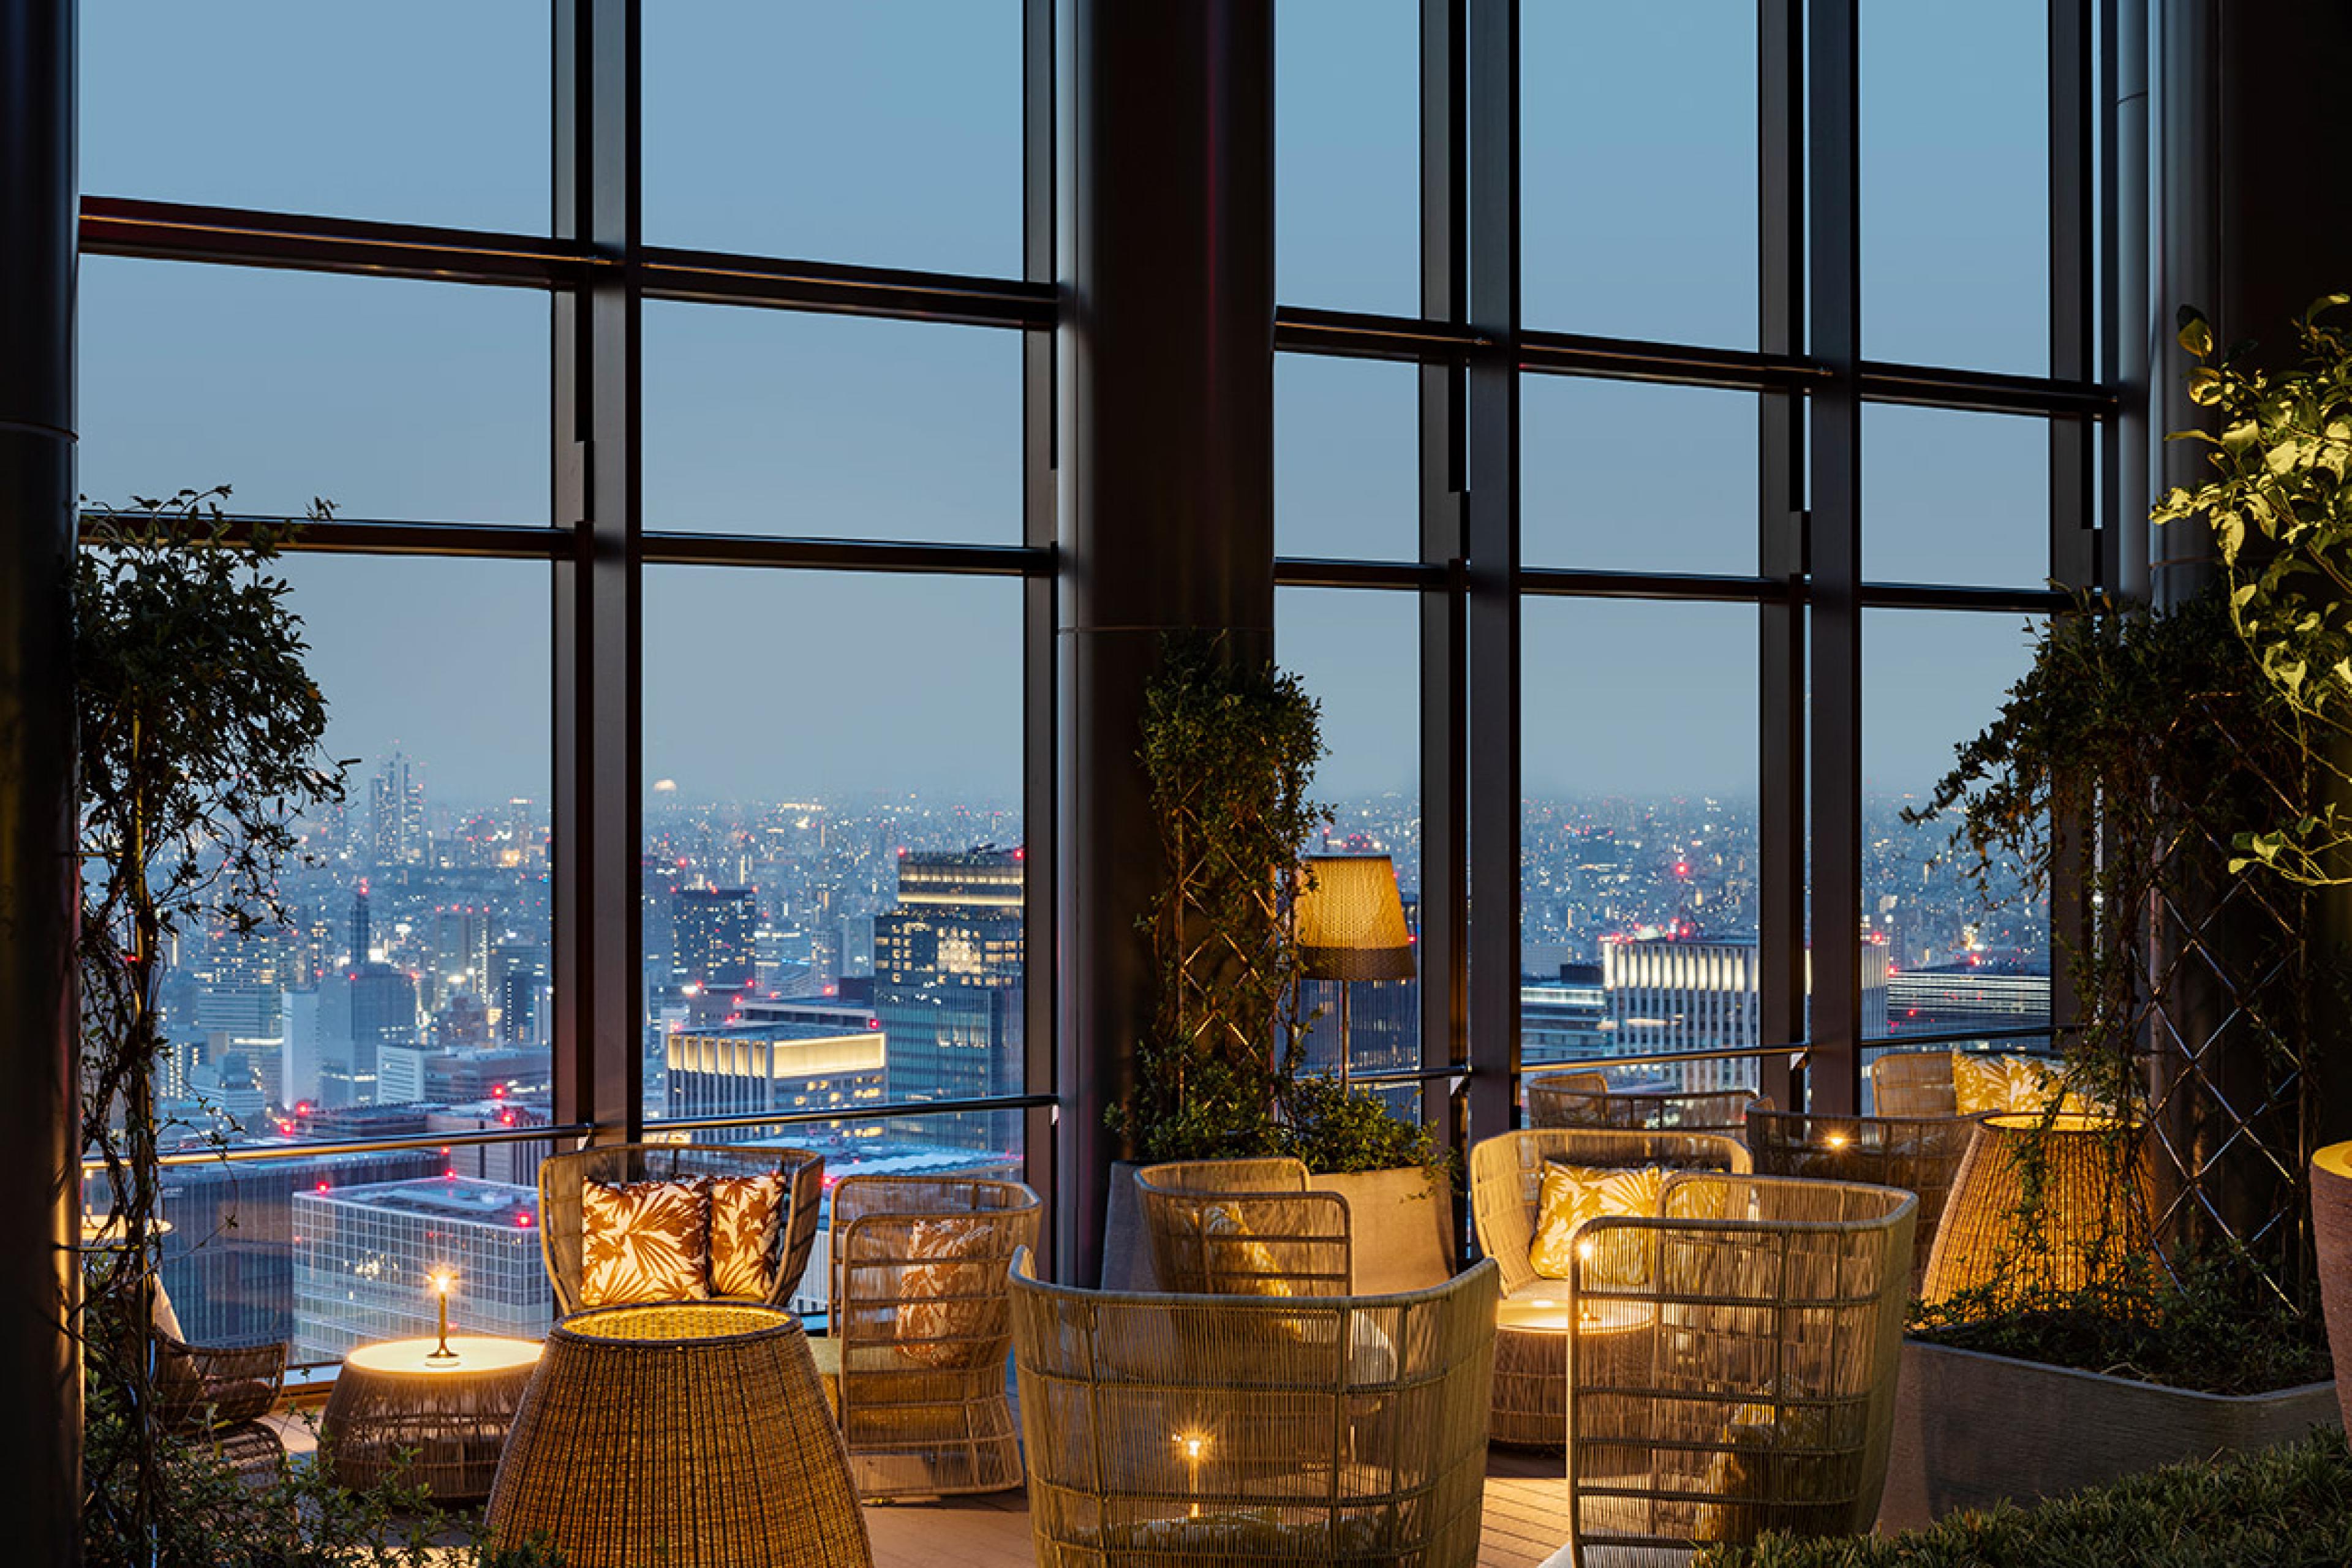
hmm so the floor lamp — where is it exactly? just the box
[1295,853,1415,1090]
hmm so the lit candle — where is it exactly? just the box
[428,1267,459,1362]
[1176,1432,1208,1517]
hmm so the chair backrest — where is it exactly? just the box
[1469,1127,1751,1300]
[1563,1174,1915,1565]
[1525,1076,1769,1139]
[829,1173,1041,1387]
[1745,1109,1975,1294]
[1134,1158,1352,1297]
[1009,1249,1499,1566]
[1869,1049,1959,1118]
[538,1142,824,1316]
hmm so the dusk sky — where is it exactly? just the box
[76,1,2058,812]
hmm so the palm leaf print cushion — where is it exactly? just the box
[707,1172,786,1300]
[581,1177,712,1306]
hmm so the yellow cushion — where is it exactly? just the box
[1951,1053,2011,1116]
[580,1177,710,1308]
[706,1172,786,1300]
[1197,1203,1298,1298]
[1529,1163,1664,1284]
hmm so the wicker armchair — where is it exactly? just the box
[1524,1074,1770,1140]
[807,1174,1041,1499]
[154,1333,288,1468]
[1746,1109,1974,1293]
[1469,1127,1752,1303]
[1009,1246,1499,1566]
[1562,1174,1915,1567]
[1136,1157,1353,1297]
[1868,1050,1959,1118]
[537,1142,824,1316]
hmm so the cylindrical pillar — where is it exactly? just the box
[1055,0,1275,1285]
[0,1,83,1561]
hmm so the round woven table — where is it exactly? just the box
[322,1335,542,1502]
[486,1301,871,1568]
[1490,1297,1651,1449]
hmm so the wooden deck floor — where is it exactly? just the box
[860,1445,1575,1568]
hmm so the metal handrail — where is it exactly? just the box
[81,1121,593,1172]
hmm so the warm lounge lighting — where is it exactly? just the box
[428,1267,459,1363]
[1295,854,1415,1089]
[1175,1431,1210,1516]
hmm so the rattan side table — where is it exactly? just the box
[487,1302,871,1568]
[1490,1297,1651,1449]
[322,1335,542,1502]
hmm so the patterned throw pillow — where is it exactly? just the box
[581,1177,711,1308]
[1530,1163,1665,1285]
[1951,1052,2013,1117]
[894,1218,1000,1369]
[1195,1202,1302,1298]
[707,1172,787,1300]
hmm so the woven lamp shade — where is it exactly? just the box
[1918,1112,2155,1309]
[1296,854,1415,981]
[486,1302,871,1568]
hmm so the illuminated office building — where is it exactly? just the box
[664,1020,888,1144]
[872,848,1024,1152]
[1604,935,1891,1092]
[674,886,760,992]
[292,1175,549,1363]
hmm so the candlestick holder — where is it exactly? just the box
[428,1267,460,1363]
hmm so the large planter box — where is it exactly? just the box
[1877,1336,2339,1531]
[1099,1160,1454,1294]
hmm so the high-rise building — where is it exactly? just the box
[292,1175,549,1362]
[873,848,1024,1152]
[673,886,759,992]
[369,751,428,868]
[490,941,549,1044]
[1521,962,1610,1066]
[429,903,494,1012]
[664,1020,888,1144]
[1602,934,1891,1091]
[428,1102,554,1186]
[317,962,420,1106]
[350,888,374,964]
[1884,955,2052,1038]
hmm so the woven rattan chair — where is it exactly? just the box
[1745,1109,1973,1294]
[1523,1074,1770,1140]
[1136,1157,1353,1297]
[1469,1128,1752,1449]
[1469,1128,1752,1303]
[1562,1174,1915,1567]
[537,1142,824,1316]
[1009,1246,1499,1566]
[808,1174,1041,1499]
[1867,1050,1959,1118]
[154,1332,287,1469]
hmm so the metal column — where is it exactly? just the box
[0,0,83,1559]
[551,0,644,1143]
[1056,0,1276,1284]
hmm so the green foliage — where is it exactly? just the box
[1113,633,1438,1174]
[1909,1248,2331,1398]
[1276,1076,1457,1182]
[75,488,352,1562]
[1692,1429,2352,1568]
[2154,294,2352,885]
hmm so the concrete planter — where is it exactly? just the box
[1877,1336,2338,1531]
[1098,1159,1454,1294]
[2312,1142,2352,1433]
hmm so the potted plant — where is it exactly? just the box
[1885,567,2336,1525]
[2152,295,2352,1434]
[1099,632,1453,1292]
[73,489,510,1564]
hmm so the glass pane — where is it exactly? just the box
[1862,405,2050,589]
[643,570,1024,1157]
[1522,378,1757,572]
[1862,2,2049,374]
[81,258,549,525]
[116,1143,557,1363]
[644,0,1022,276]
[1520,600,1760,1088]
[1278,588,1422,1080]
[643,304,1021,543]
[1278,0,1419,315]
[1522,1,1758,347]
[126,556,554,1129]
[82,1,548,233]
[1864,609,2053,1042]
[1277,354,1419,561]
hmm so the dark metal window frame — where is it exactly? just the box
[76,0,2114,1246]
